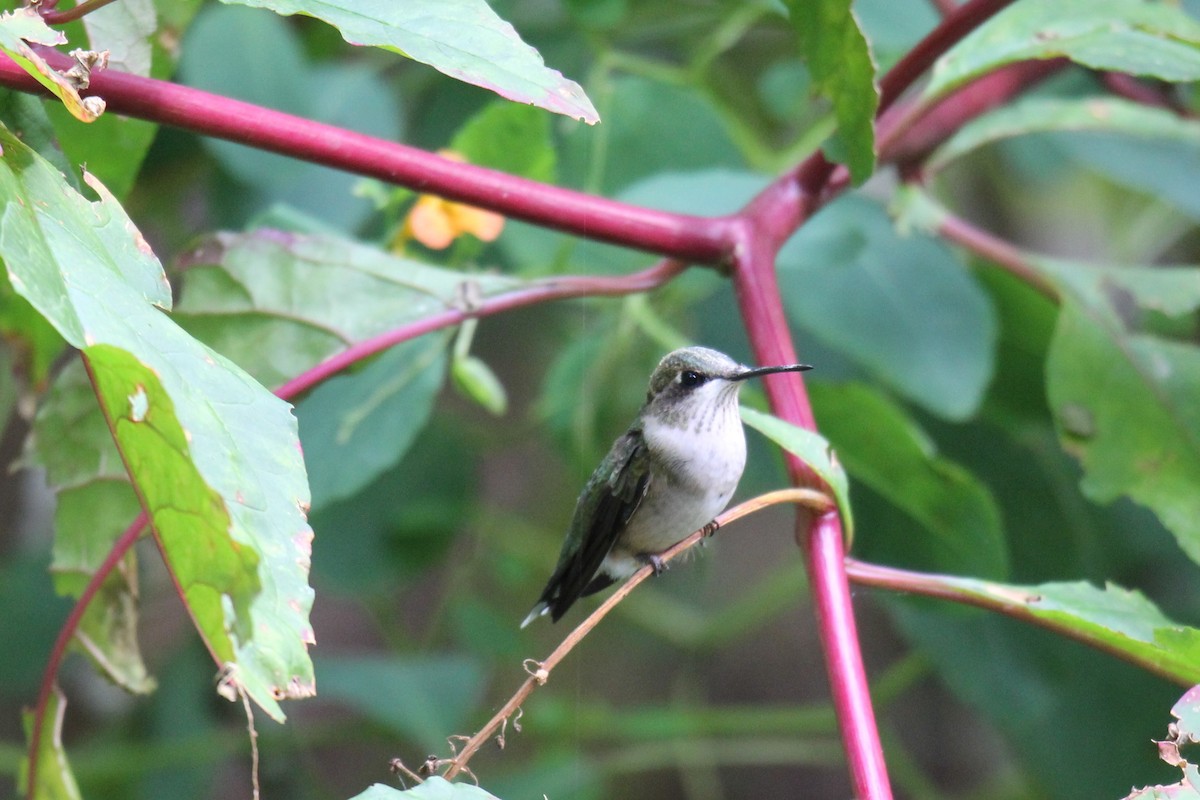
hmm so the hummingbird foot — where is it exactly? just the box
[701,519,720,538]
[642,553,670,576]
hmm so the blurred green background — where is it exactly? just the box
[3,1,1200,798]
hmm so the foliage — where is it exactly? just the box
[0,0,1199,799]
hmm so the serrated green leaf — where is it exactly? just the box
[811,382,1008,579]
[778,193,998,421]
[907,577,1200,685]
[451,101,557,183]
[783,0,878,183]
[349,777,501,800]
[20,687,81,800]
[219,0,597,124]
[0,128,313,720]
[739,406,853,541]
[927,0,1200,102]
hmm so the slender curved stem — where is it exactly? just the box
[41,0,120,25]
[844,557,1196,687]
[0,50,738,266]
[439,488,833,782]
[25,512,147,800]
[276,259,688,400]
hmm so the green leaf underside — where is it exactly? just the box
[811,382,1008,580]
[927,96,1200,175]
[1,127,313,721]
[778,193,997,421]
[927,0,1200,102]
[219,0,598,123]
[20,687,81,800]
[784,0,878,183]
[898,186,1200,568]
[297,337,447,508]
[349,777,502,800]
[173,229,522,390]
[1037,258,1200,567]
[925,577,1200,686]
[739,406,853,541]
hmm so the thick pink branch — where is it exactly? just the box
[0,51,736,266]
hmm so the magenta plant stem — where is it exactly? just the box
[25,512,148,800]
[276,258,688,399]
[0,51,737,267]
[844,557,1196,687]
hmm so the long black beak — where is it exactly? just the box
[732,363,812,381]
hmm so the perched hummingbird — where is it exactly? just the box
[521,346,811,627]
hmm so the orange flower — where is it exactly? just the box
[401,151,505,250]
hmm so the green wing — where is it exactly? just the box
[535,429,650,622]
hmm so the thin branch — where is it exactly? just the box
[936,206,1060,300]
[877,0,1019,115]
[41,0,120,25]
[25,512,147,800]
[844,557,1197,687]
[275,258,688,400]
[439,488,833,782]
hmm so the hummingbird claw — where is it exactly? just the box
[644,554,669,575]
[702,520,720,538]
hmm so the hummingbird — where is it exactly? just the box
[521,346,811,627]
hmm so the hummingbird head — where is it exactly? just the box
[645,346,812,421]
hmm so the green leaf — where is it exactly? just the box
[0,129,313,721]
[172,229,522,390]
[316,655,486,750]
[180,4,404,231]
[926,0,1200,102]
[778,193,998,421]
[82,0,155,76]
[297,336,447,509]
[0,8,101,122]
[927,96,1200,221]
[20,687,81,800]
[1175,685,1200,744]
[783,0,878,183]
[451,100,557,183]
[905,577,1200,685]
[928,96,1200,174]
[739,406,853,541]
[1026,258,1200,566]
[349,777,501,800]
[559,76,742,195]
[219,0,597,124]
[811,382,1008,579]
[1048,299,1200,566]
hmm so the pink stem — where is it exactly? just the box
[276,259,687,399]
[0,50,736,266]
[25,513,148,800]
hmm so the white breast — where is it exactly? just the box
[604,388,747,576]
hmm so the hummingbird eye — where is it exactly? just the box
[679,370,705,387]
